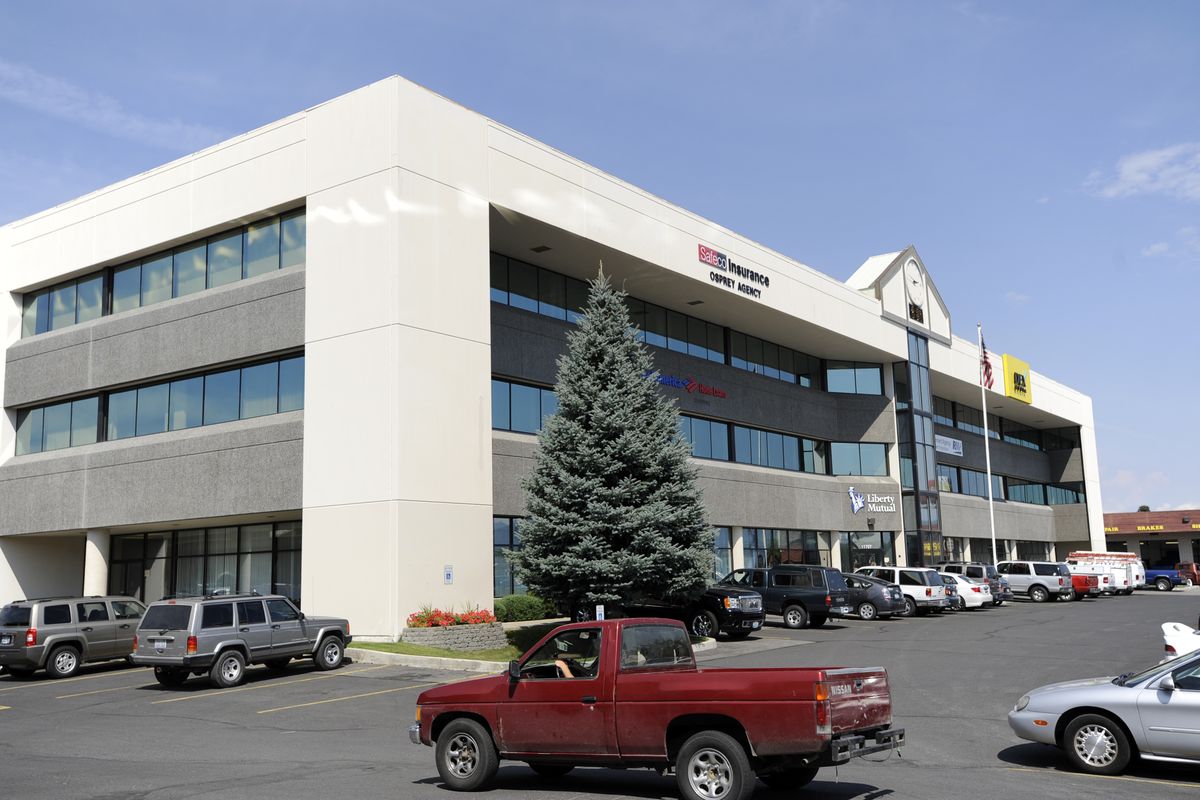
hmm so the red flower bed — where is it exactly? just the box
[406,608,498,628]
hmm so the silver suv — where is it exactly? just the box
[0,595,146,678]
[996,560,1073,602]
[130,594,351,688]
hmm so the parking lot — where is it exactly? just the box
[1,590,1199,799]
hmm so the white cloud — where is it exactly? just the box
[1005,290,1030,305]
[1141,242,1171,257]
[1036,196,1051,204]
[1090,142,1200,201]
[0,59,226,151]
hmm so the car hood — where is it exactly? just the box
[417,673,508,705]
[1027,675,1120,700]
[304,615,349,627]
[709,586,761,599]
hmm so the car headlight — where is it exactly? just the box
[1015,695,1030,712]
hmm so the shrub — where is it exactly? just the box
[494,593,554,623]
[406,605,498,628]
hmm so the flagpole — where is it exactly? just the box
[978,323,999,566]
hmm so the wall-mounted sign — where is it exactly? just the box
[698,244,770,300]
[1136,524,1165,532]
[1193,524,1200,530]
[849,487,897,514]
[443,565,454,585]
[1003,353,1032,404]
[1104,526,1119,533]
[935,434,963,457]
[647,371,728,399]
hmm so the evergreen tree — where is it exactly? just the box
[511,269,713,614]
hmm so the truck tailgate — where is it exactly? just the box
[823,667,892,733]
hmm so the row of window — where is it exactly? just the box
[935,464,1085,505]
[490,252,882,395]
[743,529,831,569]
[108,523,302,604]
[931,396,1080,452]
[21,210,305,338]
[15,355,303,456]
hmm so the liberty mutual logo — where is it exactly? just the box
[848,486,866,514]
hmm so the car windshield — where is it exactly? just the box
[1115,652,1200,687]
[720,570,756,588]
[139,605,192,631]
[0,605,31,627]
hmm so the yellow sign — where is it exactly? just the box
[1104,526,1119,533]
[1136,524,1164,532]
[1193,524,1200,530]
[1003,354,1032,404]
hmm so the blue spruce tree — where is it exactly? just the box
[511,269,713,615]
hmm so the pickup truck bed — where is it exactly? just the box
[411,618,903,800]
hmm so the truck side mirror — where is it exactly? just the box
[1160,674,1177,692]
[508,660,521,681]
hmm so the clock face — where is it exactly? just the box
[904,259,925,307]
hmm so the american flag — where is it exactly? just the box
[981,336,995,390]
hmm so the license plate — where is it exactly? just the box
[154,641,166,653]
[0,634,11,646]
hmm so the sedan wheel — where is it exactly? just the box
[857,602,877,621]
[1063,714,1131,775]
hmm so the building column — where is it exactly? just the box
[1181,538,1196,565]
[829,532,843,570]
[83,530,110,596]
[730,527,745,570]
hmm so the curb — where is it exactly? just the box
[692,637,717,653]
[346,648,506,673]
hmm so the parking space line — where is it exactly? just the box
[57,683,153,699]
[256,681,436,715]
[149,664,392,705]
[0,667,140,694]
[0,705,9,711]
[1006,766,1200,790]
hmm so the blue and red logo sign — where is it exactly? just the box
[648,371,727,399]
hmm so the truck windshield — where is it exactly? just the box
[0,606,31,627]
[139,605,192,631]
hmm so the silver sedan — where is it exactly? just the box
[1009,649,1200,774]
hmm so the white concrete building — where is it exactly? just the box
[0,77,1105,639]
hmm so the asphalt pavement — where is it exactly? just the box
[0,589,1197,799]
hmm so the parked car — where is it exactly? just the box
[1162,622,1200,661]
[1009,649,1200,774]
[939,573,991,610]
[1177,562,1200,587]
[996,560,1073,602]
[619,586,765,639]
[942,580,960,611]
[855,566,948,616]
[719,565,850,629]
[411,618,906,798]
[840,573,906,621]
[0,595,145,678]
[1142,563,1186,592]
[130,593,351,688]
[1068,572,1101,601]
[1067,562,1112,596]
[939,561,1009,606]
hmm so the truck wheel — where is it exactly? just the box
[153,666,188,687]
[313,635,345,670]
[758,766,819,789]
[1062,713,1131,775]
[1156,578,1173,592]
[528,763,574,777]
[46,645,81,679]
[857,602,878,621]
[782,605,808,629]
[1071,590,1085,601]
[436,718,498,791]
[676,730,754,800]
[902,597,916,617]
[689,610,720,638]
[210,650,246,688]
[1030,586,1049,603]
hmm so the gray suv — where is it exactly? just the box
[0,595,146,678]
[130,594,351,688]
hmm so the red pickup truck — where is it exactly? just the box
[1069,572,1100,600]
[410,618,904,800]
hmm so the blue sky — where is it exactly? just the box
[1,1,1196,513]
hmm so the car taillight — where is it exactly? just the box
[186,636,198,654]
[926,588,932,597]
[825,595,832,607]
[132,635,138,653]
[814,681,831,735]
[346,623,350,636]
[972,586,981,593]
[1167,644,1177,656]
[24,627,36,647]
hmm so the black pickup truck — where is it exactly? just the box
[719,565,851,629]
[576,585,767,640]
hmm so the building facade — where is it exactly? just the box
[1104,510,1200,566]
[0,77,1106,639]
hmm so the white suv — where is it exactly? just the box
[856,566,949,617]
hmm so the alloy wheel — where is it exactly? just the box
[446,732,479,777]
[686,747,733,799]
[1073,724,1118,767]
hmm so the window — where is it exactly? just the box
[44,604,71,625]
[840,531,896,570]
[278,356,305,412]
[1002,419,1041,450]
[899,570,925,586]
[240,362,279,418]
[743,529,830,568]
[936,464,959,493]
[1007,479,1046,505]
[679,416,730,461]
[713,527,732,581]
[491,379,557,434]
[76,602,109,622]
[522,629,602,679]
[933,397,954,427]
[201,604,234,629]
[960,468,1004,500]
[825,361,882,395]
[493,517,525,597]
[204,369,240,425]
[620,625,693,669]
[732,425,812,472]
[169,377,203,431]
[831,442,888,476]
[237,600,267,625]
[136,384,169,436]
[42,402,72,451]
[267,599,300,623]
[111,600,145,620]
[19,210,305,339]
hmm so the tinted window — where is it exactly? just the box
[237,601,267,625]
[201,603,234,629]
[241,362,279,418]
[76,275,104,323]
[169,377,204,430]
[207,232,243,288]
[620,625,692,669]
[140,605,192,631]
[77,602,110,622]
[70,397,99,446]
[141,254,173,306]
[136,384,169,435]
[50,282,77,330]
[245,218,281,277]
[280,211,306,268]
[899,570,924,586]
[174,243,207,297]
[824,570,847,590]
[107,390,137,440]
[15,407,44,455]
[1033,563,1068,577]
[266,599,300,623]
[42,402,72,451]
[278,357,304,412]
[43,604,71,625]
[204,370,240,425]
[0,606,31,627]
[112,264,141,313]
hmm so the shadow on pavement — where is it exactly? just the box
[997,743,1200,786]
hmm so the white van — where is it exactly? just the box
[1067,551,1143,596]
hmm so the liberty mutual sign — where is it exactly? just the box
[849,487,897,514]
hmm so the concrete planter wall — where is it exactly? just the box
[402,622,508,651]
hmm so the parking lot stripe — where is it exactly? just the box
[57,683,153,699]
[256,681,436,715]
[1006,766,1200,790]
[0,667,139,694]
[0,705,9,711]
[149,664,392,705]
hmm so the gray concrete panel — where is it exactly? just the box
[1047,447,1085,484]
[5,268,305,408]
[0,413,302,536]
[940,492,1058,542]
[492,432,902,533]
[492,304,895,444]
